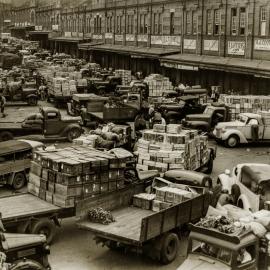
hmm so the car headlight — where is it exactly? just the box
[43,244,50,255]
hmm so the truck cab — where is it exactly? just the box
[218,163,270,212]
[178,225,259,270]
[214,113,270,148]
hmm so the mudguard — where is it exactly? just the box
[185,121,210,131]
[221,129,248,143]
[60,124,82,137]
[237,194,251,211]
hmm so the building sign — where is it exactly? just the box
[184,39,197,50]
[151,35,181,46]
[204,40,219,51]
[115,34,123,42]
[254,39,270,51]
[64,32,71,37]
[52,25,59,31]
[92,34,103,40]
[105,33,113,39]
[137,34,148,42]
[228,41,245,55]
[161,62,198,71]
[126,34,135,42]
[78,32,83,38]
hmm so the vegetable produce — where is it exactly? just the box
[88,207,115,225]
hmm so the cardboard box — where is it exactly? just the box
[53,194,75,208]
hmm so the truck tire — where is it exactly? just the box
[67,128,81,142]
[105,240,123,251]
[160,233,179,264]
[10,259,45,270]
[12,173,26,190]
[27,96,38,106]
[225,135,239,148]
[0,131,14,141]
[30,219,56,244]
[231,184,241,205]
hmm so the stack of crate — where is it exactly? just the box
[114,69,132,85]
[219,95,270,120]
[136,124,209,173]
[28,146,128,208]
[144,74,174,97]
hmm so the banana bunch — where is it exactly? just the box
[88,207,115,225]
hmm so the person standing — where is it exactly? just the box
[0,94,6,118]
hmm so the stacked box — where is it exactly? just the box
[219,95,270,120]
[136,124,209,173]
[133,193,156,210]
[27,146,130,208]
[114,69,132,85]
[144,74,174,97]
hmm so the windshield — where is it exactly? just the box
[204,107,214,115]
[237,114,248,123]
[191,239,232,266]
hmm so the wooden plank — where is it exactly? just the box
[77,206,153,243]
[0,194,60,221]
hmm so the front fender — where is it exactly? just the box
[221,129,248,143]
[218,173,234,194]
[60,124,82,137]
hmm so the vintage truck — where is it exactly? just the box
[0,168,159,244]
[0,107,83,142]
[217,163,270,212]
[177,223,267,270]
[213,113,270,148]
[0,139,44,189]
[182,104,230,133]
[77,181,211,264]
[1,232,51,270]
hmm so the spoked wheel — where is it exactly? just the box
[225,135,239,148]
[160,233,179,264]
[12,173,26,190]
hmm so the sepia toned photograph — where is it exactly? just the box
[0,0,270,269]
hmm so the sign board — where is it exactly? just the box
[52,25,59,31]
[35,25,43,31]
[151,35,181,46]
[161,62,198,71]
[228,41,245,55]
[64,32,71,37]
[105,33,113,39]
[137,34,148,42]
[115,34,123,42]
[254,39,270,51]
[92,34,103,40]
[126,34,135,42]
[184,39,197,50]
[204,39,219,51]
[78,32,83,38]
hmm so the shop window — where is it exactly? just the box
[144,14,148,34]
[139,14,147,34]
[127,14,134,34]
[158,13,162,34]
[214,9,220,35]
[231,8,237,35]
[207,10,212,35]
[193,12,197,35]
[239,7,246,35]
[170,12,175,35]
[260,6,266,36]
[186,11,192,35]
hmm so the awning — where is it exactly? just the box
[160,53,270,77]
[48,36,89,43]
[28,31,51,35]
[83,44,180,59]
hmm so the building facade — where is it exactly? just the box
[9,0,270,94]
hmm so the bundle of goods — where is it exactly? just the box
[28,146,130,208]
[114,69,131,85]
[69,71,82,81]
[144,74,174,97]
[219,95,270,120]
[87,207,115,225]
[133,193,156,210]
[51,77,77,97]
[73,123,130,149]
[136,124,209,173]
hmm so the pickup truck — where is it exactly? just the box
[0,107,83,142]
[0,168,159,244]
[217,163,270,212]
[177,223,266,270]
[213,113,270,148]
[77,181,211,264]
[182,104,230,132]
[1,231,51,270]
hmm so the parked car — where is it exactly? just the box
[217,163,270,212]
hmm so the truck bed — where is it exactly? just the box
[0,193,61,223]
[78,207,153,243]
[0,122,22,129]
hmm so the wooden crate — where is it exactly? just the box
[55,183,83,197]
[30,161,42,177]
[56,173,82,185]
[53,194,75,208]
[29,173,41,187]
[48,182,55,193]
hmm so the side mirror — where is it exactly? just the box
[225,169,231,175]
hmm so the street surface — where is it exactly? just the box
[1,102,270,269]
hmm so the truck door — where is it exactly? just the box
[212,109,226,126]
[244,118,260,140]
[44,111,65,136]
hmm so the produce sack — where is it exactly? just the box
[249,221,267,238]
[223,204,252,220]
[254,217,270,231]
